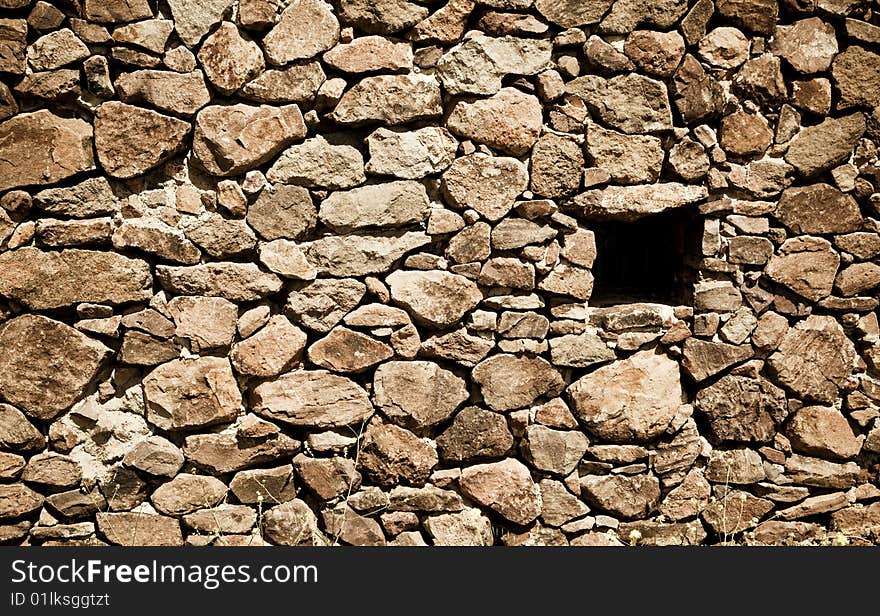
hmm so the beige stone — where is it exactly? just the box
[251,370,373,429]
[0,110,94,192]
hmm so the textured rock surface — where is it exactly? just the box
[1,0,878,548]
[0,110,94,191]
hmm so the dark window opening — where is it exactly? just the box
[590,207,700,307]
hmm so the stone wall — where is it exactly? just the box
[1,0,879,547]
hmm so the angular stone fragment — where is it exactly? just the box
[492,219,556,251]
[784,113,865,178]
[251,370,373,428]
[323,504,385,546]
[96,512,183,546]
[198,22,264,95]
[183,214,256,259]
[0,248,151,310]
[193,103,306,176]
[771,17,838,74]
[695,374,784,443]
[157,263,281,302]
[697,27,749,69]
[308,327,392,373]
[436,34,551,96]
[263,500,326,546]
[358,419,437,487]
[14,69,81,102]
[167,296,237,352]
[410,0,473,44]
[768,315,855,404]
[765,237,839,302]
[702,491,773,535]
[95,102,190,178]
[835,263,880,297]
[320,181,429,232]
[338,0,428,34]
[473,354,563,412]
[247,185,316,241]
[388,485,463,513]
[580,474,660,520]
[720,111,772,158]
[784,454,860,490]
[260,240,317,281]
[568,349,684,443]
[419,330,487,367]
[303,232,430,277]
[568,73,672,134]
[184,504,257,535]
[535,0,612,27]
[460,459,541,525]
[34,177,118,218]
[332,74,442,126]
[112,218,201,265]
[28,29,90,71]
[671,55,724,124]
[230,465,296,505]
[151,474,227,516]
[294,455,359,502]
[437,406,514,463]
[733,54,786,106]
[549,333,615,368]
[831,503,880,537]
[184,428,300,475]
[479,257,535,290]
[267,136,365,189]
[774,184,862,235]
[706,448,766,484]
[573,183,708,222]
[681,339,752,382]
[120,331,177,366]
[446,87,542,156]
[522,425,589,476]
[167,0,235,47]
[787,406,861,460]
[585,124,663,184]
[445,156,529,223]
[790,78,831,116]
[832,46,880,109]
[366,127,458,179]
[21,452,80,488]
[387,270,482,328]
[264,0,339,64]
[286,278,365,333]
[530,133,584,198]
[241,63,326,104]
[123,436,184,478]
[116,70,211,116]
[539,478,590,527]
[716,0,777,35]
[0,110,94,192]
[232,315,307,377]
[143,357,241,431]
[0,404,45,452]
[0,19,27,75]
[36,217,112,248]
[600,0,688,33]
[659,469,710,521]
[112,19,174,53]
[626,29,686,76]
[373,361,468,430]
[324,36,412,73]
[0,484,43,520]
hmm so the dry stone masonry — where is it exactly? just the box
[1,0,880,547]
